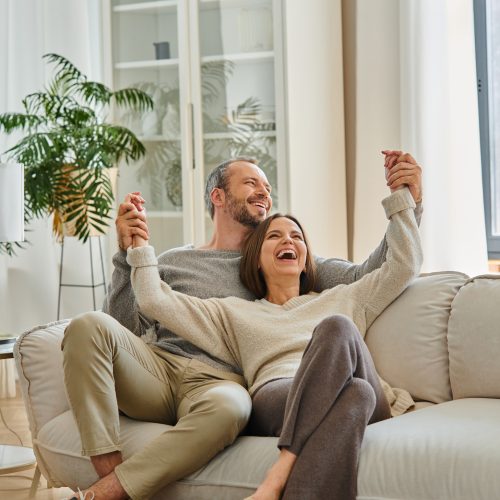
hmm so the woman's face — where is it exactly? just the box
[259,217,307,283]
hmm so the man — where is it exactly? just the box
[62,152,422,500]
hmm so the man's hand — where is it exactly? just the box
[381,150,423,203]
[116,191,149,250]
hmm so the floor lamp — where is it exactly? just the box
[0,162,24,398]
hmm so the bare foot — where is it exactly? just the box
[246,449,297,500]
[70,472,127,500]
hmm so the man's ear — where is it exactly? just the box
[211,188,225,211]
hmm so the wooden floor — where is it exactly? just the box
[0,384,74,499]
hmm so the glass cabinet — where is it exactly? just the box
[105,0,287,251]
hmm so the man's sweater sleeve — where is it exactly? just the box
[344,188,422,331]
[127,246,238,367]
[314,200,423,290]
[102,250,154,337]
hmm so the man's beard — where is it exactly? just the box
[225,192,263,228]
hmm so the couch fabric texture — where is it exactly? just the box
[14,271,500,499]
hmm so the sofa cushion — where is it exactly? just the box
[365,271,467,404]
[357,398,500,500]
[36,410,280,499]
[448,274,500,399]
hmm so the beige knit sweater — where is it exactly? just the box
[128,188,422,416]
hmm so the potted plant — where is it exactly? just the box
[0,53,153,251]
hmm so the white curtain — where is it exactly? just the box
[399,0,488,276]
[0,0,104,396]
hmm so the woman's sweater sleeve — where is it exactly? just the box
[348,188,423,332]
[126,246,238,366]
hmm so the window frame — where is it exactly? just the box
[474,0,500,258]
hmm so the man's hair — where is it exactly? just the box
[240,213,317,299]
[204,156,259,219]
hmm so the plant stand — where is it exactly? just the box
[57,236,107,320]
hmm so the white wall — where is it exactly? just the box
[284,0,348,258]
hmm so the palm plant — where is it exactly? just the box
[0,53,153,253]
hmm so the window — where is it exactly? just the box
[474,0,500,258]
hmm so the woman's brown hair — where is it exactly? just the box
[240,213,317,299]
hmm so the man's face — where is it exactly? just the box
[223,162,272,228]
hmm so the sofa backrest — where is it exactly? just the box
[448,274,500,399]
[14,320,70,437]
[366,271,468,404]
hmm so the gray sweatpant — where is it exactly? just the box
[249,314,391,500]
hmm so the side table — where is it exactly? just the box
[0,337,40,498]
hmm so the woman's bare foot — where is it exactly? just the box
[245,449,297,500]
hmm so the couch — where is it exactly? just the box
[14,271,500,499]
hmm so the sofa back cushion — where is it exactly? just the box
[365,272,468,404]
[448,275,500,399]
[14,320,70,437]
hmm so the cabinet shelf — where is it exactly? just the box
[138,135,180,142]
[147,211,183,218]
[115,58,179,70]
[203,131,275,140]
[113,1,177,14]
[200,0,271,10]
[115,52,273,69]
[201,51,274,65]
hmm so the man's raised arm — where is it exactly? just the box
[102,192,151,336]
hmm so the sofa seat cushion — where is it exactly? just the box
[358,398,500,500]
[36,410,280,499]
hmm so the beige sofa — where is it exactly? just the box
[14,271,500,499]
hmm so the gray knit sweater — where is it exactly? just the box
[103,197,423,373]
[128,189,422,416]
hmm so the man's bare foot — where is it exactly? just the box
[245,449,297,500]
[68,472,127,500]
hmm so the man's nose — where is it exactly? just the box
[255,185,269,198]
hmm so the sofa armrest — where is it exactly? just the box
[14,320,70,438]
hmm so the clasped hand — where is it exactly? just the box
[382,150,423,203]
[115,191,149,250]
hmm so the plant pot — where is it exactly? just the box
[53,167,118,240]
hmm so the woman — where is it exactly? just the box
[127,186,422,499]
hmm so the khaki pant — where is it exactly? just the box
[61,311,251,500]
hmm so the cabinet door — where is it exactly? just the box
[109,0,189,252]
[107,0,287,250]
[191,0,287,244]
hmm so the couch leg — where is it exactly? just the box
[29,465,41,498]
